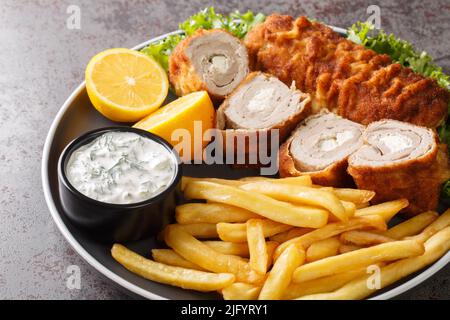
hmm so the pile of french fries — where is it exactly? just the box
[111,175,450,300]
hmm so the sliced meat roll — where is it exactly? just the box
[348,120,450,216]
[169,29,249,99]
[216,72,311,165]
[279,112,364,186]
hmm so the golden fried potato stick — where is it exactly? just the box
[184,181,329,228]
[182,175,312,191]
[354,199,409,222]
[240,182,347,222]
[221,282,261,300]
[247,219,269,274]
[202,241,250,257]
[306,237,341,262]
[111,244,235,292]
[355,202,370,209]
[181,176,242,190]
[317,187,375,204]
[157,223,218,242]
[274,215,386,259]
[338,244,363,254]
[269,228,313,243]
[203,240,279,262]
[151,249,205,271]
[175,203,259,224]
[295,226,450,300]
[239,175,313,186]
[340,231,394,246]
[340,201,356,218]
[284,265,381,299]
[217,220,292,242]
[265,241,279,269]
[164,225,265,284]
[292,239,424,283]
[175,223,218,238]
[381,211,438,239]
[259,244,305,300]
[407,208,450,243]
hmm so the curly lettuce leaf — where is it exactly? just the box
[349,22,450,198]
[141,7,265,71]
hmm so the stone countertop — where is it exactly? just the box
[0,0,449,299]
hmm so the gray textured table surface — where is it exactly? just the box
[1,0,449,300]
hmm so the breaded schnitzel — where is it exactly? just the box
[245,15,449,128]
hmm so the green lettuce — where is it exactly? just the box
[141,7,265,71]
[348,22,450,198]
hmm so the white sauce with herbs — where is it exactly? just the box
[66,131,176,204]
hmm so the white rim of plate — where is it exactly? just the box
[41,27,450,300]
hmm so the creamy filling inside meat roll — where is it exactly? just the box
[279,112,364,186]
[169,29,249,99]
[348,120,450,215]
[220,72,310,130]
[215,72,311,168]
[349,120,435,166]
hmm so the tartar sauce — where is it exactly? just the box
[66,131,176,204]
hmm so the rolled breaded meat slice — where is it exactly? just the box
[216,72,311,165]
[169,29,249,99]
[279,112,364,186]
[348,120,450,216]
[245,15,449,128]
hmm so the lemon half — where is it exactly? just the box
[85,48,169,122]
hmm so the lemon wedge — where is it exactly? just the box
[133,91,215,160]
[85,48,169,122]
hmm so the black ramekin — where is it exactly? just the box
[58,127,182,243]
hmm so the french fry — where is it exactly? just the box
[306,237,341,262]
[339,244,364,254]
[354,199,409,222]
[355,202,370,209]
[202,241,278,266]
[274,215,386,260]
[157,223,218,242]
[164,225,265,284]
[184,181,329,228]
[182,175,312,191]
[340,231,394,246]
[181,176,242,191]
[221,283,261,300]
[318,187,375,204]
[265,241,279,269]
[292,239,424,283]
[341,201,356,218]
[203,241,250,257]
[240,182,347,222]
[217,220,292,243]
[258,244,305,300]
[381,211,438,239]
[269,228,313,243]
[240,175,312,186]
[247,219,268,274]
[407,208,450,243]
[176,203,258,224]
[283,265,372,299]
[327,201,356,222]
[151,249,205,271]
[111,244,235,292]
[296,227,450,300]
[177,223,218,239]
